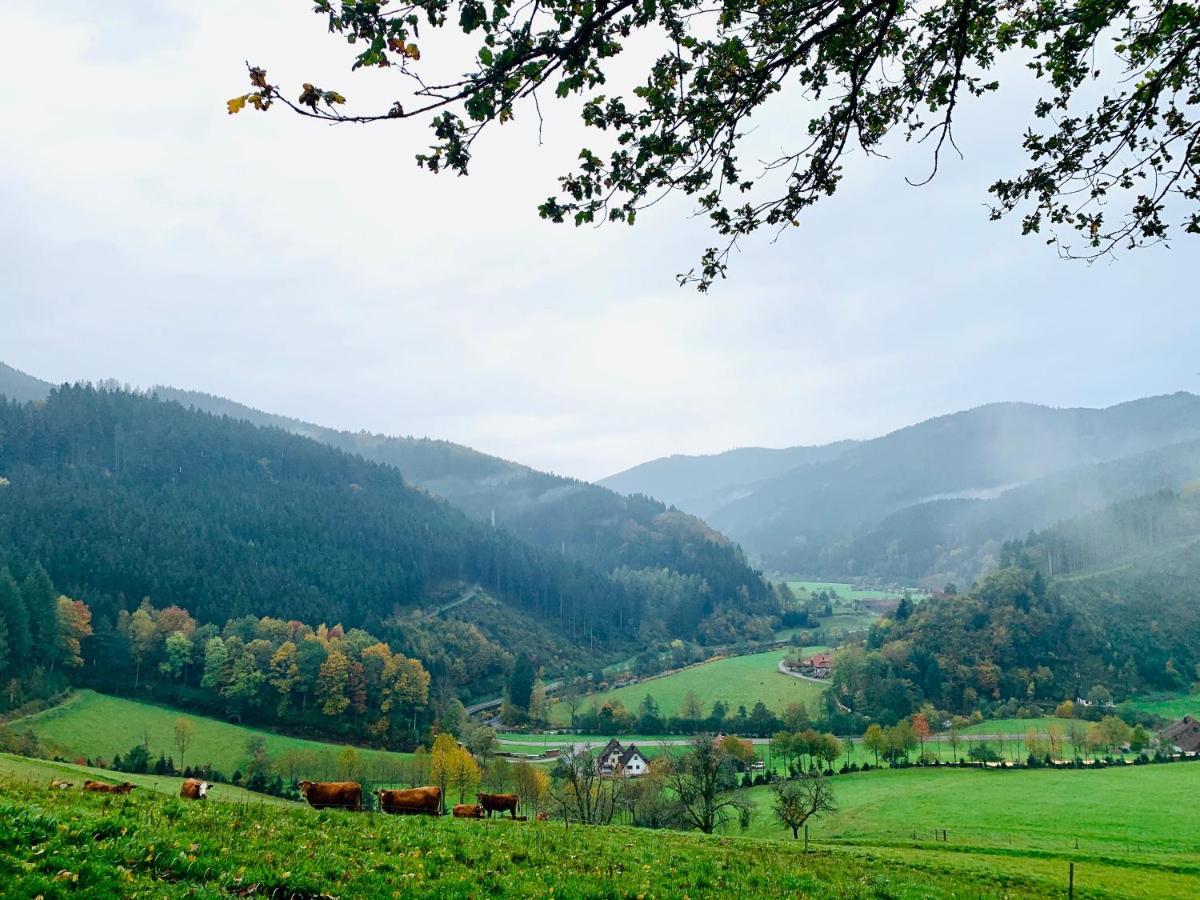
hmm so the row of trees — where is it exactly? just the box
[566,691,827,738]
[80,598,433,748]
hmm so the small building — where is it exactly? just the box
[1159,716,1200,754]
[791,651,836,679]
[596,739,650,777]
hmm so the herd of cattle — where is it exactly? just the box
[61,776,545,820]
[298,780,546,820]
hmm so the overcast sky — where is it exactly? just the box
[2,1,1196,481]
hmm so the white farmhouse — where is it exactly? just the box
[596,738,650,778]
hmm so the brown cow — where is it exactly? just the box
[535,812,550,822]
[452,803,483,818]
[83,780,135,794]
[375,786,442,816]
[297,780,363,811]
[476,792,519,819]
[179,778,211,800]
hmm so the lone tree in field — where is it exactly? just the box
[231,1,1200,288]
[173,718,196,773]
[772,773,836,839]
[666,733,752,834]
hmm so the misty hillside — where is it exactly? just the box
[829,438,1200,583]
[599,441,858,517]
[0,364,774,616]
[609,394,1200,583]
[0,362,52,404]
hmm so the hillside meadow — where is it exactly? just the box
[0,766,1140,899]
[742,763,1200,898]
[0,753,296,806]
[8,690,413,779]
[549,647,829,727]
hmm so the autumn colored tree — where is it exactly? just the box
[863,723,885,767]
[911,713,932,758]
[122,606,158,688]
[429,732,460,812]
[54,596,92,671]
[512,761,550,814]
[318,650,351,716]
[268,641,300,714]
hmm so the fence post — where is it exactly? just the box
[1069,862,1074,899]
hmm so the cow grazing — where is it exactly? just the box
[375,786,442,816]
[452,803,483,818]
[535,812,550,822]
[476,792,519,819]
[297,780,363,812]
[179,778,211,800]
[49,779,73,790]
[83,780,135,794]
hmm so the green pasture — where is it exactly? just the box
[0,767,1133,898]
[8,690,412,779]
[0,753,296,806]
[549,647,830,727]
[1125,693,1200,721]
[786,581,925,601]
[740,763,1200,897]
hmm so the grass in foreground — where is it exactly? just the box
[0,769,1093,899]
[549,647,829,727]
[8,690,412,777]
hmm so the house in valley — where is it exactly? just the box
[1159,716,1200,754]
[596,739,650,777]
[788,650,836,679]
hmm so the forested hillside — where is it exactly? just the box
[834,490,1200,726]
[150,386,772,613]
[0,366,776,636]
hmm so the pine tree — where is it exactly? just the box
[21,564,58,664]
[0,568,32,670]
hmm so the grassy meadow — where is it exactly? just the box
[548,646,829,727]
[1126,693,1200,721]
[741,763,1200,898]
[0,769,1147,899]
[8,690,412,779]
[0,753,296,806]
[785,581,925,601]
[3,755,1197,897]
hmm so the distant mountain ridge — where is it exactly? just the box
[604,393,1200,583]
[0,362,52,404]
[599,442,859,517]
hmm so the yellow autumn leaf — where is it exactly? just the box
[325,91,346,105]
[405,44,421,60]
[227,95,248,115]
